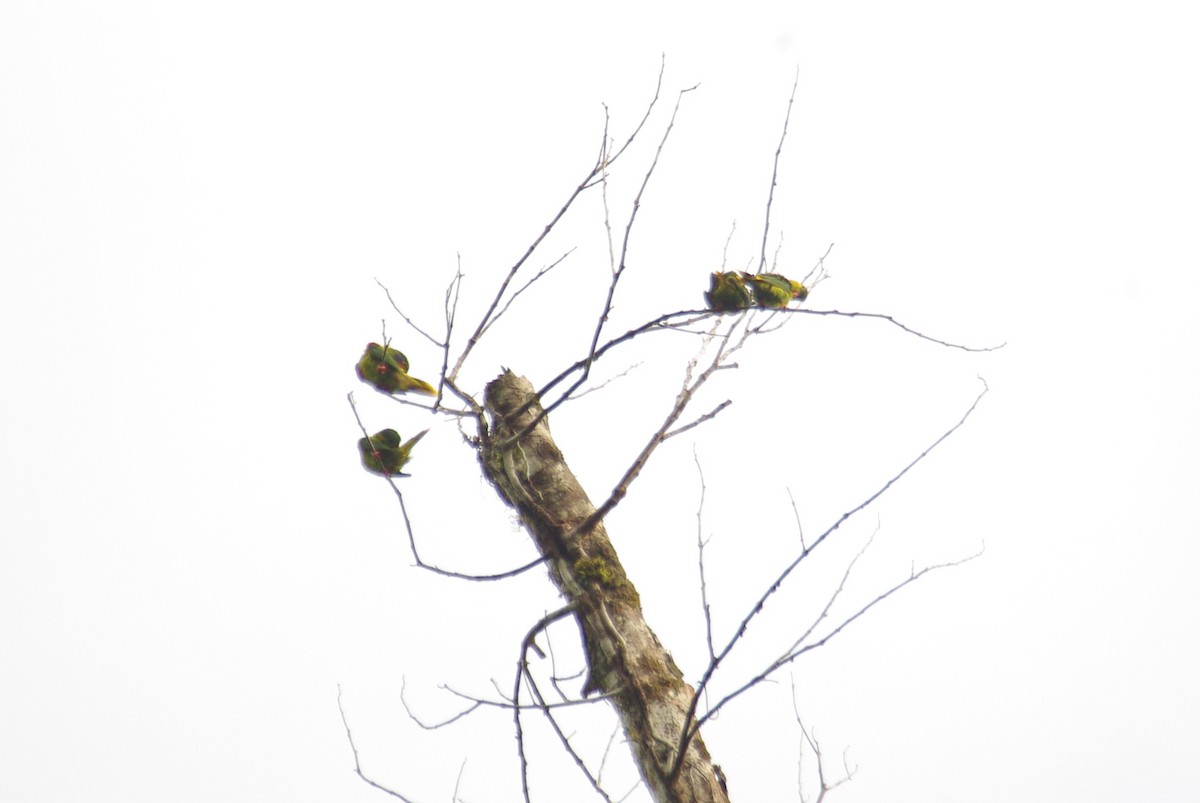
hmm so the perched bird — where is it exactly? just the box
[365,341,410,372]
[740,272,809,308]
[355,342,437,396]
[704,271,752,312]
[358,428,429,477]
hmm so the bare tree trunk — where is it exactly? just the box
[481,371,730,803]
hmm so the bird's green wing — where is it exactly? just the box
[705,271,752,312]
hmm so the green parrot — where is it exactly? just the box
[358,428,429,477]
[355,342,437,396]
[739,272,809,308]
[703,271,752,312]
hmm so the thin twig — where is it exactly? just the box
[449,62,666,384]
[792,307,1005,351]
[477,248,578,342]
[778,521,882,662]
[436,257,466,405]
[663,400,733,441]
[524,655,616,803]
[570,362,643,401]
[721,221,737,270]
[376,278,444,348]
[453,757,468,803]
[786,487,807,551]
[800,242,835,289]
[693,451,717,662]
[393,485,548,581]
[502,83,700,444]
[758,68,800,273]
[338,684,418,801]
[568,315,754,539]
[667,379,991,782]
[400,677,488,730]
[513,606,580,803]
[531,297,998,422]
[692,547,983,739]
[601,138,617,274]
[791,675,856,803]
[403,680,617,732]
[771,231,786,272]
[347,393,548,580]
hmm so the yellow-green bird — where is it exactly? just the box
[358,428,429,477]
[740,272,809,308]
[704,271,752,312]
[355,342,437,396]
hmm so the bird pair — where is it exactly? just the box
[704,271,809,313]
[355,342,435,477]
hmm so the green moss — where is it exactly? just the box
[574,556,618,586]
[572,556,642,608]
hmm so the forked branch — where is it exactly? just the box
[668,379,991,783]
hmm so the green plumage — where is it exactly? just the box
[740,272,809,308]
[355,342,437,396]
[704,271,752,312]
[358,428,428,477]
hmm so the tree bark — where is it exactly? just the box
[481,371,730,803]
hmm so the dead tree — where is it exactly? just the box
[481,371,729,802]
[344,65,1000,802]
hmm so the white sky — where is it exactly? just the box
[2,1,1199,801]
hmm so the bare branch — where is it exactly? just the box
[338,684,419,802]
[512,606,601,803]
[668,379,991,781]
[693,451,717,663]
[770,231,786,273]
[523,659,616,803]
[791,675,856,803]
[451,168,598,386]
[721,220,738,270]
[601,147,618,275]
[400,678,491,730]
[748,378,984,623]
[376,278,445,348]
[348,393,547,580]
[695,546,984,738]
[453,757,468,803]
[477,247,578,342]
[535,310,716,400]
[800,242,835,290]
[596,723,621,788]
[607,53,668,165]
[393,483,548,581]
[664,400,733,441]
[440,375,485,419]
[793,307,1005,352]
[502,83,700,444]
[404,679,616,732]
[529,293,995,430]
[435,257,466,406]
[569,362,644,402]
[593,723,647,803]
[786,488,807,551]
[779,521,882,662]
[569,315,754,539]
[449,63,667,384]
[758,67,801,273]
[602,82,700,331]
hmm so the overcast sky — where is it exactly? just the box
[3,2,1199,801]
